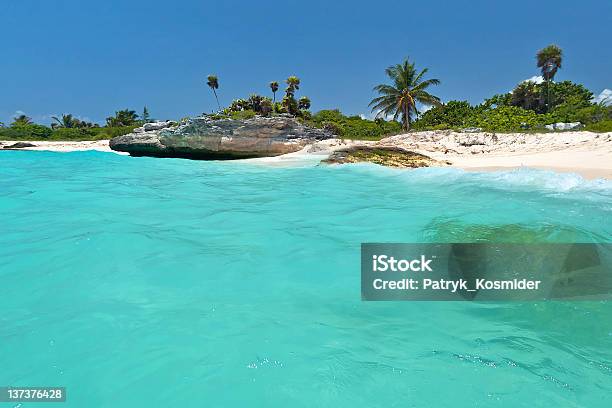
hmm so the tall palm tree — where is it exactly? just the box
[282,76,301,115]
[206,75,221,111]
[285,76,300,97]
[536,44,563,112]
[369,58,441,131]
[537,44,563,81]
[270,81,279,109]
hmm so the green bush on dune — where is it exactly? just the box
[585,120,612,132]
[0,109,141,141]
[464,106,552,132]
[412,101,475,130]
[0,125,137,141]
[0,124,53,139]
[306,109,401,140]
[411,83,612,133]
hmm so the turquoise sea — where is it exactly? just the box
[1,150,611,407]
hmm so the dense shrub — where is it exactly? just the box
[548,81,593,108]
[413,101,475,130]
[49,128,93,140]
[0,124,52,140]
[484,80,594,114]
[464,106,551,132]
[224,95,274,116]
[307,109,401,140]
[585,120,612,132]
[0,125,137,141]
[550,100,611,124]
[229,110,257,120]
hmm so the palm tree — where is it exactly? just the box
[369,58,441,131]
[285,76,300,97]
[537,45,563,81]
[536,45,563,112]
[270,81,279,111]
[298,96,311,110]
[106,109,139,127]
[206,75,221,111]
[11,114,33,126]
[283,76,301,115]
[51,114,79,129]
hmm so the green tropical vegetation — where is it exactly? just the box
[0,110,142,141]
[142,106,151,123]
[52,114,97,129]
[106,109,139,127]
[412,45,611,132]
[2,44,610,142]
[413,78,611,132]
[305,109,401,140]
[221,76,311,118]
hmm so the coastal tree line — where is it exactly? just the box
[202,43,609,134]
[1,44,610,142]
[0,108,151,141]
[205,74,311,118]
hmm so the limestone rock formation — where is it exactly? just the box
[110,116,333,159]
[3,142,37,149]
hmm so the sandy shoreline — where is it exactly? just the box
[2,131,611,179]
[379,131,612,180]
[0,140,122,154]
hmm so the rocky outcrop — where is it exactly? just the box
[3,142,37,149]
[110,116,333,159]
[322,146,449,168]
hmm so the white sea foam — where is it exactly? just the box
[341,163,612,195]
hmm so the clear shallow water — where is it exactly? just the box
[1,150,611,407]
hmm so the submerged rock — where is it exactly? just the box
[421,221,603,243]
[110,116,333,160]
[322,146,449,168]
[3,142,37,149]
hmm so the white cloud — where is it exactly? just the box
[592,89,612,105]
[419,104,434,113]
[523,75,545,84]
[13,110,27,118]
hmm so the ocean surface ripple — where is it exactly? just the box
[1,151,611,407]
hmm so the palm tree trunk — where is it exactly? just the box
[546,80,550,113]
[273,92,276,113]
[213,89,221,111]
[403,103,410,131]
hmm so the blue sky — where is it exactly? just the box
[1,0,610,125]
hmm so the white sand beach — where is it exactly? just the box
[3,131,611,179]
[379,131,612,179]
[0,140,122,153]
